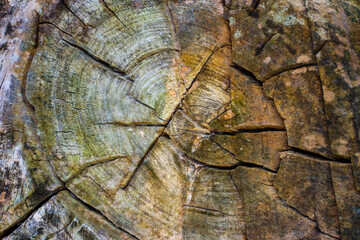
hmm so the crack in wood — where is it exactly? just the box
[0,187,66,238]
[39,21,73,37]
[231,64,263,86]
[65,155,128,184]
[68,190,140,240]
[211,128,286,135]
[21,11,40,112]
[183,205,223,215]
[60,38,133,82]
[128,94,160,114]
[83,175,112,198]
[95,122,166,127]
[100,0,134,33]
[165,0,178,34]
[255,33,276,56]
[61,0,88,29]
[265,63,317,80]
[123,44,227,189]
[301,1,332,152]
[209,138,278,173]
[283,148,351,164]
[170,138,277,173]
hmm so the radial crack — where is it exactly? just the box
[183,205,223,215]
[60,38,133,82]
[65,155,127,184]
[21,12,40,112]
[122,45,227,188]
[255,34,276,56]
[68,190,140,240]
[165,0,178,34]
[61,0,88,28]
[0,188,66,238]
[266,63,317,80]
[231,64,263,86]
[39,21,73,37]
[129,95,159,113]
[95,122,166,127]
[211,128,286,135]
[122,131,165,189]
[284,149,351,163]
[100,0,134,33]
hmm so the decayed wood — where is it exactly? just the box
[0,0,359,239]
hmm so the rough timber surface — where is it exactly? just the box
[0,0,359,239]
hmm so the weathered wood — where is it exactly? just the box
[1,0,359,239]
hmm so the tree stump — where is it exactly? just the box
[0,0,359,239]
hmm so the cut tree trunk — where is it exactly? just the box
[0,0,359,239]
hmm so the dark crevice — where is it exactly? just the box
[61,0,88,29]
[4,22,13,36]
[302,0,332,151]
[67,190,140,240]
[285,148,352,164]
[177,143,277,173]
[0,42,8,51]
[129,95,159,113]
[231,64,263,86]
[315,79,332,152]
[209,158,276,173]
[142,48,179,60]
[183,205,223,214]
[315,225,340,239]
[255,34,276,56]
[211,127,286,135]
[39,21,73,37]
[95,122,165,127]
[247,0,261,17]
[122,132,164,189]
[209,137,239,157]
[0,187,66,238]
[161,131,172,139]
[0,74,6,92]
[186,45,220,90]
[274,182,322,227]
[314,40,341,55]
[210,137,277,173]
[61,38,134,82]
[165,0,178,34]
[221,0,229,10]
[116,41,232,191]
[314,206,339,239]
[279,198,317,223]
[250,0,261,12]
